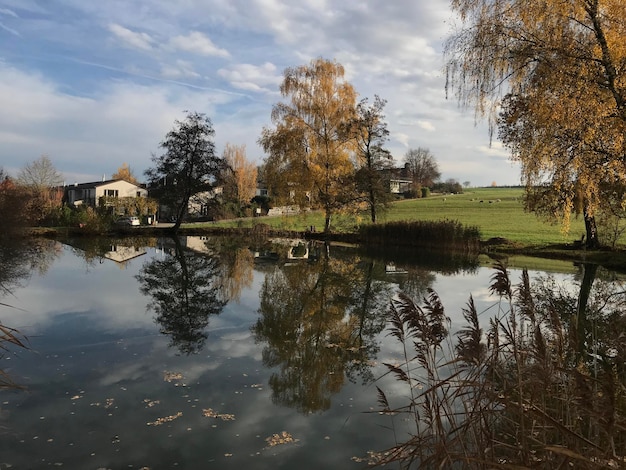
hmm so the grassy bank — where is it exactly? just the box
[29,187,626,269]
[201,187,590,247]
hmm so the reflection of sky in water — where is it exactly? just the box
[0,242,578,468]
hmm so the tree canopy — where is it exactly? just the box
[112,163,139,185]
[352,95,393,223]
[145,111,226,231]
[446,0,626,248]
[222,143,257,207]
[259,58,359,233]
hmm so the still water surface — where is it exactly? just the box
[0,236,576,469]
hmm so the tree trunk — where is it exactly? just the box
[574,263,598,360]
[369,187,376,223]
[324,212,331,233]
[173,196,189,233]
[583,205,600,249]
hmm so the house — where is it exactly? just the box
[383,163,413,194]
[65,179,148,207]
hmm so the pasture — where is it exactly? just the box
[207,187,591,248]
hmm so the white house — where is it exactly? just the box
[66,179,148,207]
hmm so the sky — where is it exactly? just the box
[0,0,520,187]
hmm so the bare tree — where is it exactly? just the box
[403,147,440,189]
[16,155,64,224]
[17,155,63,189]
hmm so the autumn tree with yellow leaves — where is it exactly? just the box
[112,163,139,185]
[260,58,359,233]
[222,143,257,207]
[446,0,626,248]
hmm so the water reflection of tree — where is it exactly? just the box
[0,238,61,388]
[394,268,436,302]
[361,244,478,304]
[136,237,226,355]
[206,238,254,303]
[253,247,391,413]
[372,262,626,468]
[0,238,61,300]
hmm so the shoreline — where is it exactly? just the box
[21,225,626,272]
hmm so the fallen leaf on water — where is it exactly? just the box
[265,431,298,447]
[147,412,182,426]
[202,408,235,421]
[163,371,183,382]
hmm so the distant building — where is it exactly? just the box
[65,179,147,207]
[384,163,413,194]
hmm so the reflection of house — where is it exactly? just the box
[270,238,310,260]
[103,245,147,263]
[287,241,309,260]
[180,236,213,254]
[385,263,408,274]
[66,179,148,207]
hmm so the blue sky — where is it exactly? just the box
[0,0,519,186]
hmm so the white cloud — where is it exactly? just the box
[168,31,229,58]
[0,62,252,181]
[417,121,436,132]
[217,62,281,93]
[0,0,525,186]
[108,23,154,50]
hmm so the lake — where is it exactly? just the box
[0,236,616,468]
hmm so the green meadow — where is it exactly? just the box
[206,187,591,248]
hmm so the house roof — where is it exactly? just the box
[382,165,412,182]
[66,179,143,190]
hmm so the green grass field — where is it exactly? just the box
[376,188,587,247]
[204,187,595,247]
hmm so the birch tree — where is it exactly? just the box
[259,58,358,233]
[446,0,626,248]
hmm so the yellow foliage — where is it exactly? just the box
[447,0,626,244]
[223,143,257,205]
[260,58,358,232]
[112,162,139,185]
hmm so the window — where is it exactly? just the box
[104,189,119,198]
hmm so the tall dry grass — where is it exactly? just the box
[359,219,481,253]
[369,262,626,469]
[0,322,27,390]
